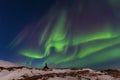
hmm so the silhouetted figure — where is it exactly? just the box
[43,63,49,70]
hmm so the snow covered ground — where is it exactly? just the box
[0,60,119,80]
[0,60,20,68]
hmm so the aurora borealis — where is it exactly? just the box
[1,0,120,69]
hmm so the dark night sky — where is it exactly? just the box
[0,0,120,69]
[0,0,55,49]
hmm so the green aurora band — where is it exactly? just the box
[10,0,120,68]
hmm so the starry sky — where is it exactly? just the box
[0,0,120,69]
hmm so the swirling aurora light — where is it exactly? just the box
[10,0,120,68]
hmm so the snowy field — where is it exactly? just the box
[0,60,120,80]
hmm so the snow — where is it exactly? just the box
[97,75,115,80]
[0,70,10,77]
[48,76,78,80]
[0,60,119,80]
[0,68,40,80]
[0,60,20,68]
[82,68,95,73]
[0,68,118,80]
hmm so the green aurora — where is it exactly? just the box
[10,0,120,68]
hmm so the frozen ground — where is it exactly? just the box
[0,60,119,80]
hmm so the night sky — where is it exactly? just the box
[0,0,120,69]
